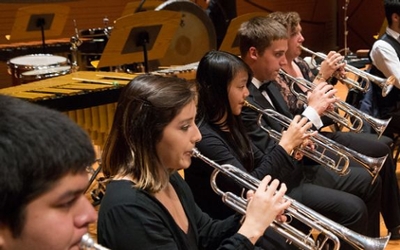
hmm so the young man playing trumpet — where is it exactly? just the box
[366,0,400,140]
[265,11,400,240]
[238,16,382,248]
[0,95,98,250]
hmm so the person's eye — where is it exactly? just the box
[181,124,190,131]
[58,197,78,209]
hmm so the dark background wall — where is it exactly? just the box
[0,0,385,88]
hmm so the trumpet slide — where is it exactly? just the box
[191,148,390,250]
[244,100,386,184]
[301,45,394,97]
[280,69,392,138]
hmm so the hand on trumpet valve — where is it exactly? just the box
[279,116,315,155]
[293,138,315,160]
[244,176,291,228]
[307,81,338,115]
[319,51,346,79]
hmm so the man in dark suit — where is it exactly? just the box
[270,11,400,240]
[238,16,382,244]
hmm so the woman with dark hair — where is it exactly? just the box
[185,50,315,249]
[185,49,378,249]
[97,74,290,250]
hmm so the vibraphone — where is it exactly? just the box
[0,66,196,207]
[0,65,197,148]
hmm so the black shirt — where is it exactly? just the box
[97,173,254,250]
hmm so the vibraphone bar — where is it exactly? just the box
[0,71,134,112]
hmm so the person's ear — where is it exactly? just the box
[392,13,399,23]
[249,47,258,60]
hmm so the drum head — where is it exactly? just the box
[155,0,216,66]
[9,54,67,67]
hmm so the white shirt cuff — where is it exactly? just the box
[302,107,323,129]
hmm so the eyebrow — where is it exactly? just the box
[56,188,86,201]
[180,117,195,123]
[274,49,287,54]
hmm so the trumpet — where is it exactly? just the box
[345,62,395,97]
[244,101,386,184]
[191,148,390,250]
[301,46,394,97]
[80,234,110,250]
[280,69,392,138]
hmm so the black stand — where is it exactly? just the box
[27,15,54,53]
[338,0,353,59]
[37,18,46,53]
[136,31,150,73]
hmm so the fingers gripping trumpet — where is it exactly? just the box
[243,101,386,184]
[191,148,390,250]
[301,46,394,97]
[279,69,392,138]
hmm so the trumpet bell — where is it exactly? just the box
[379,75,395,97]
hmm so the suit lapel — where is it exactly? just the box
[266,83,294,119]
[248,83,274,110]
[247,82,284,132]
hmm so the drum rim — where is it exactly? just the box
[21,65,72,76]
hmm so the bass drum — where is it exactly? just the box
[155,0,216,66]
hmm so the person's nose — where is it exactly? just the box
[244,86,250,98]
[74,195,98,228]
[299,33,305,43]
[192,124,202,144]
[280,56,288,67]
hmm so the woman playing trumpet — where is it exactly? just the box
[185,49,380,250]
[268,11,400,240]
[97,74,291,250]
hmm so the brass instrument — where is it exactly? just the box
[80,233,110,250]
[345,61,395,97]
[301,46,394,97]
[244,101,350,176]
[244,101,386,184]
[191,148,391,250]
[280,69,392,138]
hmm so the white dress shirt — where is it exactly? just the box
[370,27,400,89]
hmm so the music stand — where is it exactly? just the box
[121,1,164,16]
[8,4,70,54]
[219,12,269,56]
[97,10,181,73]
